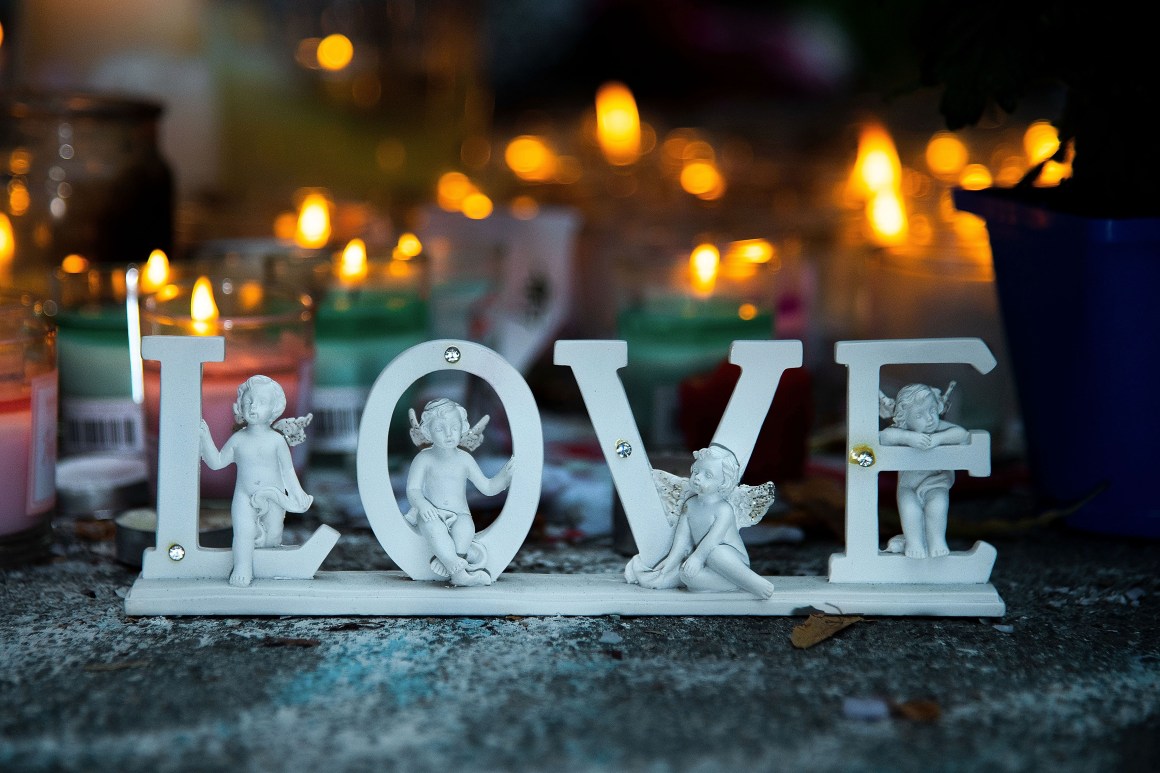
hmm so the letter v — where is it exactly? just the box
[554,340,802,567]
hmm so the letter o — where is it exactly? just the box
[356,339,543,581]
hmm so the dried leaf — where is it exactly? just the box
[84,660,149,672]
[891,699,942,722]
[791,613,863,649]
[261,637,321,648]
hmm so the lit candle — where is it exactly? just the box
[616,241,774,447]
[0,292,57,563]
[312,235,429,454]
[595,82,641,166]
[140,275,314,501]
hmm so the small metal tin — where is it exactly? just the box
[56,453,150,519]
[114,505,233,567]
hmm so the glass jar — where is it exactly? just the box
[1,91,175,295]
[0,290,57,566]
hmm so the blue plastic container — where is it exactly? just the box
[955,188,1160,538]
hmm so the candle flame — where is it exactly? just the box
[437,172,473,211]
[316,33,354,72]
[0,213,13,269]
[847,122,901,203]
[296,192,332,249]
[505,135,557,182]
[595,82,641,166]
[680,160,726,200]
[395,232,422,259]
[724,239,775,265]
[866,190,908,246]
[142,249,170,292]
[689,243,720,297]
[338,238,368,283]
[1023,121,1059,166]
[958,163,994,191]
[190,276,219,335]
[461,192,493,220]
[925,131,968,180]
[61,254,89,273]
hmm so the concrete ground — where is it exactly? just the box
[2,515,1157,772]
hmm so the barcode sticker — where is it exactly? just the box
[311,386,369,453]
[61,396,145,454]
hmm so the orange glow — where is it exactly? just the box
[437,172,474,212]
[295,192,332,248]
[680,160,723,198]
[337,238,368,283]
[142,249,170,293]
[238,281,264,312]
[959,164,994,190]
[388,259,415,280]
[595,82,641,166]
[395,232,422,259]
[190,276,220,335]
[737,303,758,321]
[866,190,907,247]
[689,243,720,297]
[994,156,1026,187]
[724,239,775,265]
[1038,160,1071,186]
[61,254,89,273]
[925,132,969,180]
[462,192,493,220]
[8,180,29,215]
[1023,121,1060,166]
[847,123,901,203]
[0,22,5,49]
[504,135,556,182]
[0,213,13,269]
[317,34,354,71]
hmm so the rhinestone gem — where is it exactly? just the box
[614,439,632,458]
[444,346,461,364]
[849,445,876,468]
[168,544,186,561]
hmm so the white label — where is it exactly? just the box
[28,372,58,513]
[61,396,145,454]
[311,385,369,453]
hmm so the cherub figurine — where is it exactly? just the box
[626,444,776,599]
[878,381,969,558]
[199,375,314,587]
[404,398,514,587]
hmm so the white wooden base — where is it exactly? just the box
[124,572,1006,617]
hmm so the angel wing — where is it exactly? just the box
[408,408,426,447]
[937,380,957,415]
[878,390,896,420]
[728,481,776,528]
[273,413,312,447]
[459,415,490,453]
[650,468,692,527]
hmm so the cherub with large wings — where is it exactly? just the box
[403,398,514,587]
[626,444,776,599]
[199,375,314,587]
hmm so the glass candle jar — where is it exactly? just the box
[0,291,58,567]
[0,90,175,295]
[140,275,314,503]
[51,261,146,456]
